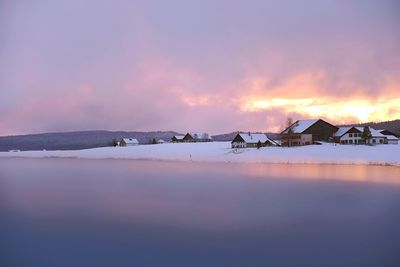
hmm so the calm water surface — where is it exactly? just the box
[1,158,400,267]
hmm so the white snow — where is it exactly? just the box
[334,127,353,137]
[1,142,399,166]
[355,127,386,138]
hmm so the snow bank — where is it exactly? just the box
[1,142,399,166]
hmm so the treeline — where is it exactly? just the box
[341,119,400,136]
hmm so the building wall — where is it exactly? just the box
[232,142,246,148]
[303,120,338,142]
[281,134,312,146]
[231,142,273,148]
[339,133,386,145]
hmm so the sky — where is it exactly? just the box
[1,0,399,135]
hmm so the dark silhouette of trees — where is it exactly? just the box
[111,138,118,147]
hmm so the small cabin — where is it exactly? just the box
[231,133,278,148]
[171,135,185,143]
[119,138,139,146]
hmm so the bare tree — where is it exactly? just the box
[286,117,294,147]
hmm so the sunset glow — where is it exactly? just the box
[0,0,399,135]
[242,97,400,124]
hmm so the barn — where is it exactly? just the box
[280,119,338,146]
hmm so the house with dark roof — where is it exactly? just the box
[171,135,185,142]
[380,130,399,144]
[334,126,387,145]
[280,119,338,146]
[231,133,279,148]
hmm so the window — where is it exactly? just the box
[373,139,376,143]
[349,134,353,137]
[349,140,353,144]
[380,139,383,144]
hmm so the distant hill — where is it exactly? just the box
[2,119,398,151]
[0,131,182,151]
[340,119,400,136]
[0,130,282,151]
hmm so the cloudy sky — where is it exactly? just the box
[1,0,399,135]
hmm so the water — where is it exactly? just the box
[1,158,400,267]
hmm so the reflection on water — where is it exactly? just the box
[0,158,400,267]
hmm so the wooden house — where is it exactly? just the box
[231,133,278,148]
[280,119,338,146]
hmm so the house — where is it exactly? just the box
[280,119,338,146]
[119,138,139,146]
[231,133,279,148]
[334,126,387,145]
[171,135,185,142]
[380,130,399,144]
[157,139,166,144]
[334,127,362,144]
[183,132,212,142]
[380,129,399,137]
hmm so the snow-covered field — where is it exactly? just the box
[1,142,399,166]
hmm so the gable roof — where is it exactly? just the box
[232,133,278,145]
[380,129,399,138]
[173,135,185,140]
[334,126,361,137]
[281,119,319,134]
[122,138,139,144]
[355,127,386,138]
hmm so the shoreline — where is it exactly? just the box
[1,141,399,167]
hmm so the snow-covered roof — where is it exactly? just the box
[355,127,386,138]
[173,135,185,140]
[282,119,319,134]
[235,133,278,145]
[335,126,388,138]
[334,127,359,137]
[122,138,139,144]
[384,135,399,141]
